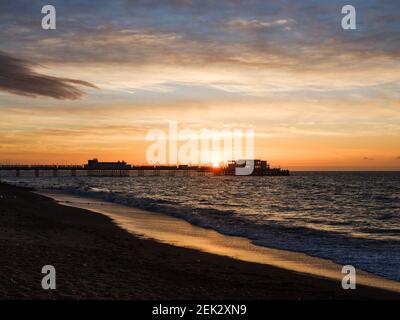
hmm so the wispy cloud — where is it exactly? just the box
[226,18,292,30]
[0,52,96,100]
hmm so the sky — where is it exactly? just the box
[0,0,399,170]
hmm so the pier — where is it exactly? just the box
[0,164,217,177]
[0,159,289,177]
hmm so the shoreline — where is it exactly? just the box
[39,190,400,293]
[1,182,399,299]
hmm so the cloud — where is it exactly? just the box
[0,1,399,99]
[363,157,375,161]
[226,18,291,30]
[0,52,96,100]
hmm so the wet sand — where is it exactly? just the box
[41,191,400,294]
[1,182,399,299]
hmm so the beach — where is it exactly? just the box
[0,182,399,300]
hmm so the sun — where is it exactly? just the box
[212,161,220,168]
[210,151,222,168]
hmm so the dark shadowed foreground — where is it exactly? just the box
[0,183,398,300]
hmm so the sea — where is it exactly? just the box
[2,171,399,281]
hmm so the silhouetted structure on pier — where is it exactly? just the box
[84,159,131,176]
[84,159,132,170]
[224,160,290,176]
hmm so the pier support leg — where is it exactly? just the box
[35,169,39,178]
[16,169,20,177]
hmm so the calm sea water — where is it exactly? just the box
[2,171,400,280]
